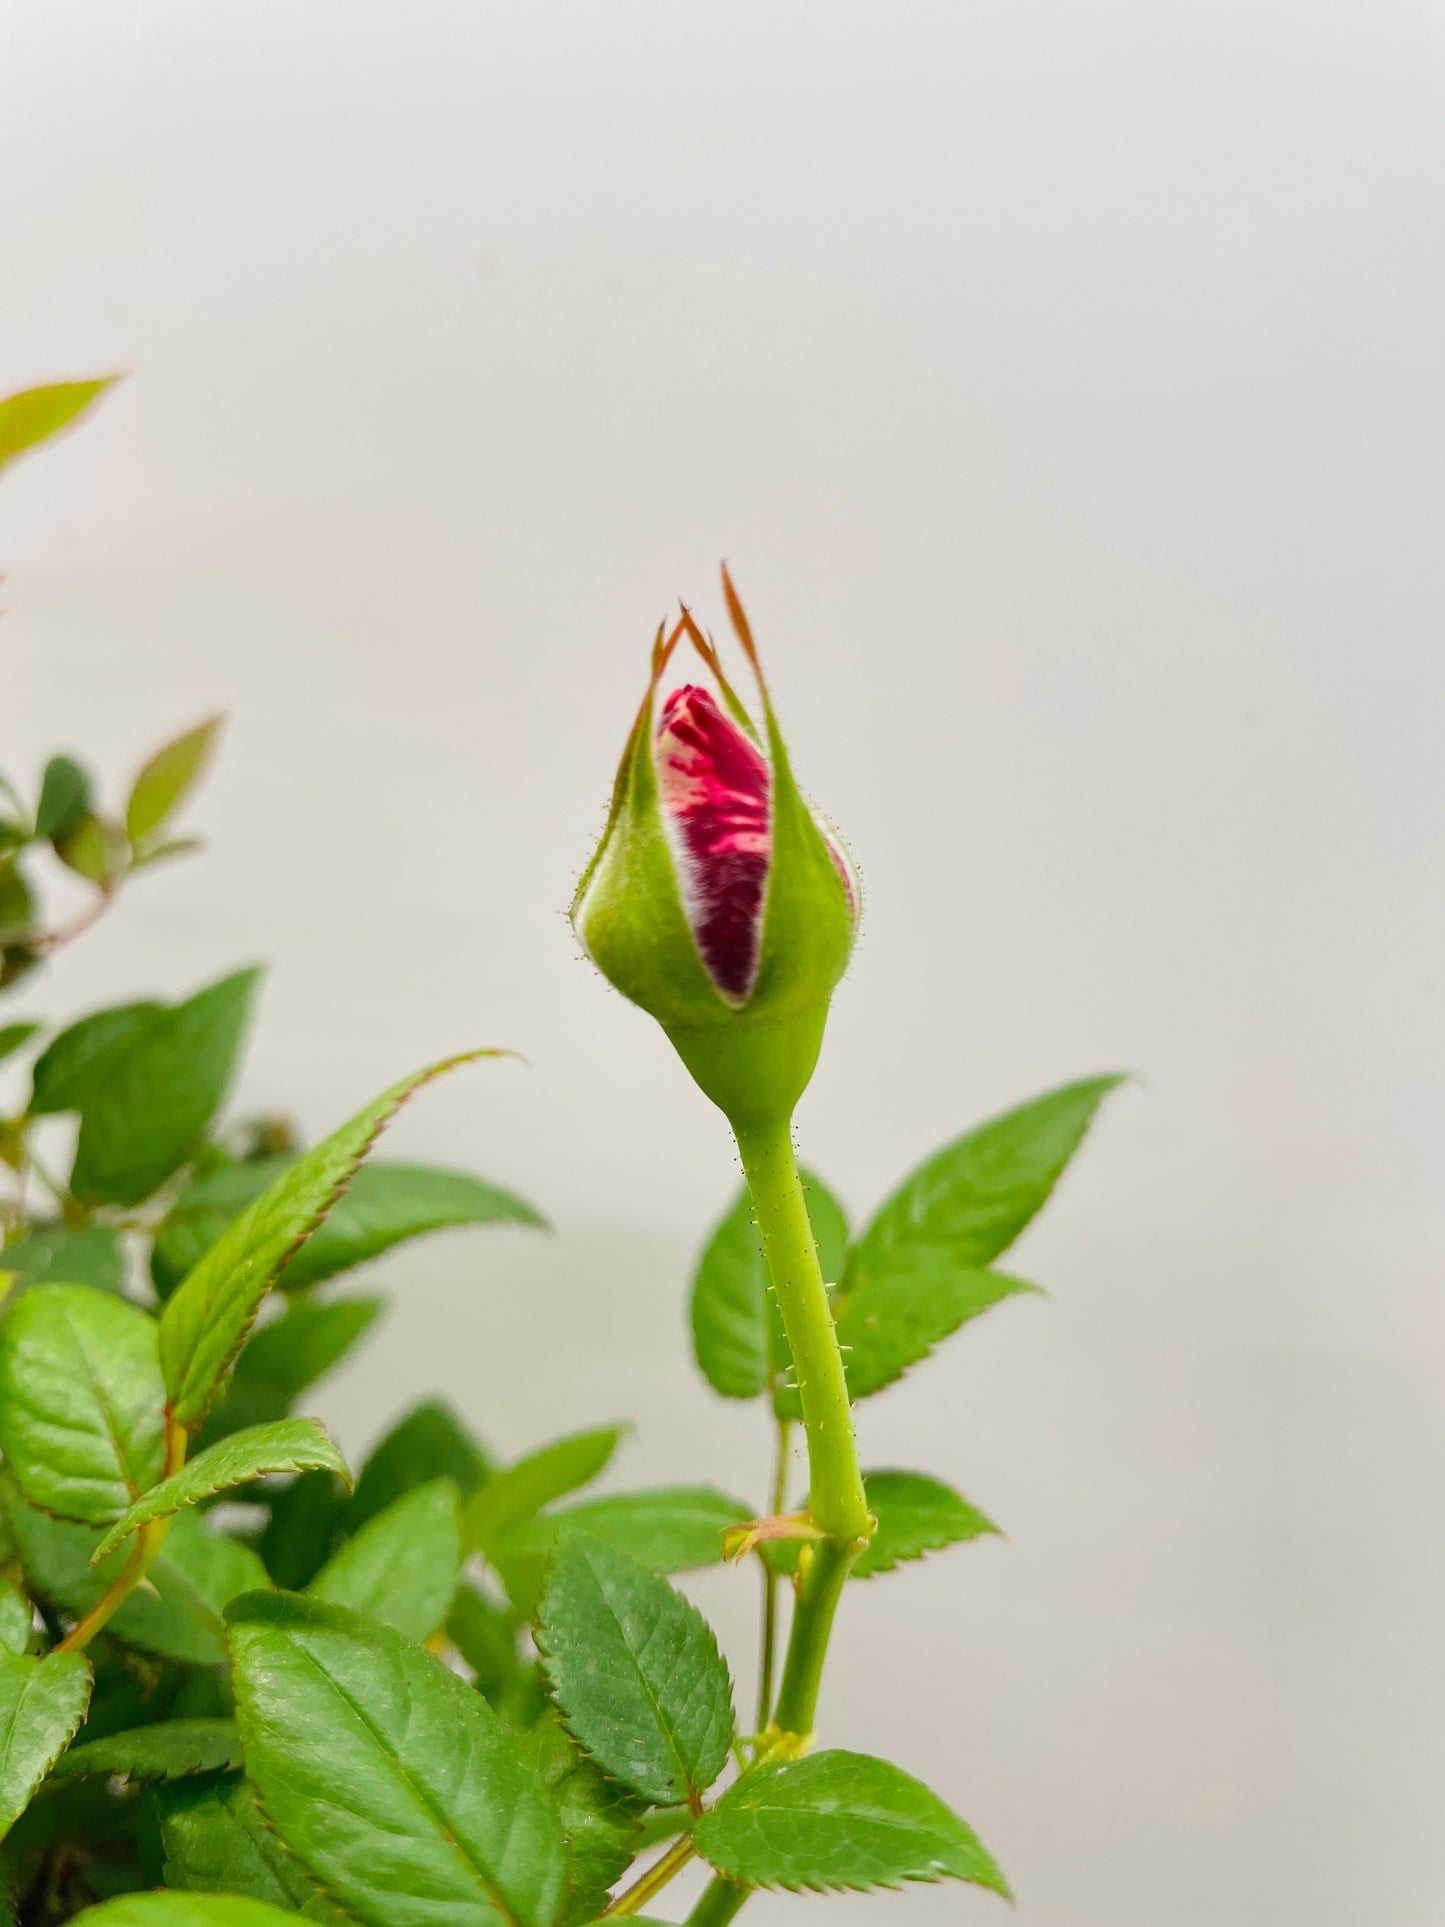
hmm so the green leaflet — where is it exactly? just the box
[536,1538,734,1807]
[34,755,92,843]
[817,1076,1120,1401]
[693,1749,1010,1896]
[0,1647,92,1838]
[351,1396,493,1529]
[468,1426,626,1552]
[833,1267,1039,1401]
[0,1579,32,1655]
[0,1224,125,1296]
[50,1717,241,1782]
[0,1284,166,1524]
[228,1591,567,1927]
[125,717,222,845]
[93,1418,351,1561]
[202,1295,383,1441]
[493,1486,752,1616]
[308,1479,464,1642]
[157,1770,352,1919]
[152,1155,543,1300]
[853,1471,999,1577]
[689,1171,847,1402]
[519,1713,644,1926]
[66,971,261,1206]
[69,1896,309,1927]
[0,377,117,476]
[158,1056,488,1425]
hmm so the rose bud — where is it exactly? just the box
[572,569,858,1132]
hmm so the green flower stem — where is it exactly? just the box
[733,1119,869,1543]
[770,1535,853,1738]
[754,1415,792,1731]
[685,1876,750,1926]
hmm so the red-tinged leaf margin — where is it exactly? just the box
[159,1052,509,1428]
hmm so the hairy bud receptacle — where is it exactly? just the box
[572,570,858,1131]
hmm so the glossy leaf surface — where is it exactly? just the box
[228,1591,567,1927]
[94,1418,350,1561]
[694,1750,1009,1895]
[0,1647,92,1837]
[0,1284,166,1523]
[159,1058,484,1424]
[51,1717,241,1782]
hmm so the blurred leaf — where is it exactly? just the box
[0,1224,125,1296]
[308,1480,463,1643]
[536,1538,734,1807]
[690,1170,846,1403]
[467,1425,626,1553]
[128,834,204,873]
[69,1896,310,1927]
[158,1056,487,1426]
[34,756,93,843]
[0,1577,32,1655]
[50,1718,241,1783]
[258,1469,349,1592]
[0,1648,92,1838]
[0,1284,166,1524]
[94,1418,351,1561]
[350,1396,493,1531]
[29,1002,163,1115]
[495,1486,750,1617]
[54,812,127,886]
[0,1021,41,1067]
[0,866,37,946]
[201,1295,382,1442]
[69,969,260,1207]
[446,1581,520,1703]
[693,1749,1009,1896]
[282,1160,545,1292]
[0,377,118,476]
[227,1591,567,1927]
[125,717,223,845]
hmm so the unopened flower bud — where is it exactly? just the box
[572,571,858,1130]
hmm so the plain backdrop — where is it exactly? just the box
[4,4,1444,1922]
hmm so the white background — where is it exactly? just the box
[4,4,1444,1921]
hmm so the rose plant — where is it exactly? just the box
[0,380,1118,1927]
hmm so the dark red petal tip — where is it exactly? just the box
[656,684,771,1001]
